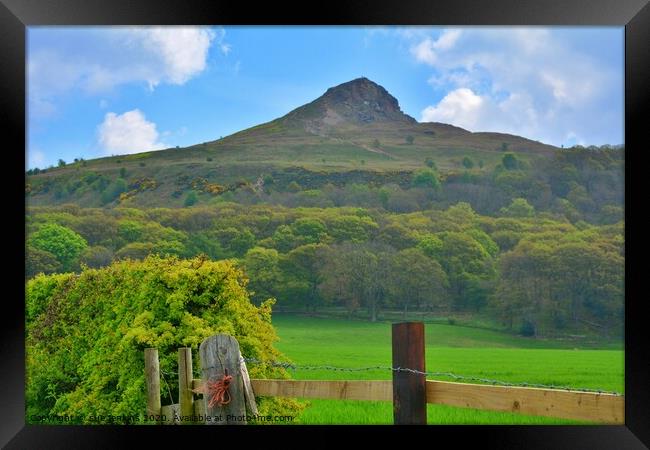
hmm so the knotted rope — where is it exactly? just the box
[193,370,233,408]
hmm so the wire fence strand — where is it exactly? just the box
[238,357,622,396]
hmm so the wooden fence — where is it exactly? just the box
[144,322,624,425]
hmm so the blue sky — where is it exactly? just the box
[27,26,624,169]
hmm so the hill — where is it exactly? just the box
[26,77,620,214]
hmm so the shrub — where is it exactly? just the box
[502,153,518,170]
[411,168,440,190]
[101,179,128,205]
[184,191,198,207]
[28,223,88,272]
[26,256,303,424]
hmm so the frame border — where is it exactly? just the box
[1,0,647,447]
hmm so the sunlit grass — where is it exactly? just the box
[270,315,624,425]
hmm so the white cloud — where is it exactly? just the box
[410,29,462,65]
[97,109,166,155]
[404,27,623,145]
[29,26,226,114]
[434,29,462,51]
[129,27,217,87]
[411,39,438,65]
[421,88,485,128]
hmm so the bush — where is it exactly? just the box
[26,256,303,424]
[411,168,440,190]
[184,191,198,207]
[101,179,128,205]
[502,153,518,170]
[28,223,88,272]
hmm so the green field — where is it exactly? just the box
[269,315,624,425]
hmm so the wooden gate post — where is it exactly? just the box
[144,348,161,423]
[178,347,194,424]
[199,334,247,425]
[392,322,427,425]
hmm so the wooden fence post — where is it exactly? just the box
[144,348,161,423]
[392,322,427,425]
[178,347,194,424]
[199,334,247,425]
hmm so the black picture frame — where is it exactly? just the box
[1,0,647,447]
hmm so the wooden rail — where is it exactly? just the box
[425,380,624,423]
[191,378,624,424]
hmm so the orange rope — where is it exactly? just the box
[193,372,233,408]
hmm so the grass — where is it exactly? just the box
[26,115,556,208]
[269,314,624,425]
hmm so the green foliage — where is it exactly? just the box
[462,156,474,169]
[411,168,440,190]
[327,215,378,243]
[242,247,283,305]
[502,153,518,170]
[215,227,256,257]
[388,248,448,314]
[26,256,302,424]
[119,167,127,179]
[500,198,535,218]
[290,218,327,244]
[418,234,444,259]
[405,135,414,145]
[79,245,114,268]
[28,223,88,272]
[287,181,301,193]
[26,246,62,278]
[25,200,623,337]
[186,232,226,260]
[101,178,128,205]
[184,191,198,207]
[57,159,66,168]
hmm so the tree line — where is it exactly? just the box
[26,200,624,338]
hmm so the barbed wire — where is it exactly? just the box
[235,357,622,396]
